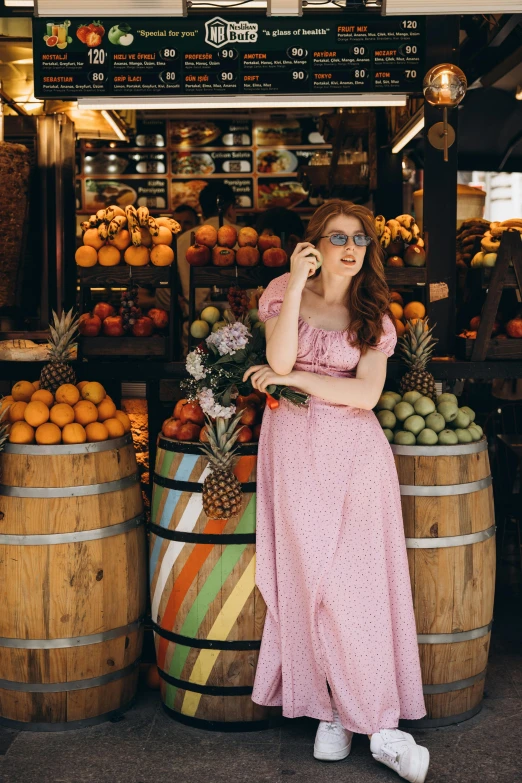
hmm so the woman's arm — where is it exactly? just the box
[244,346,388,411]
[264,243,320,376]
[289,347,388,410]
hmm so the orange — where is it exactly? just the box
[389,302,404,320]
[12,381,35,402]
[75,246,98,267]
[50,403,75,428]
[152,226,173,246]
[403,301,426,320]
[73,400,98,425]
[76,381,89,392]
[24,400,50,428]
[1,395,14,410]
[62,423,87,444]
[98,244,121,267]
[390,291,404,306]
[124,245,149,267]
[82,228,104,250]
[55,383,80,406]
[150,244,174,266]
[8,401,28,423]
[35,422,61,445]
[31,389,54,408]
[104,418,125,439]
[85,421,109,442]
[9,420,34,444]
[394,318,406,337]
[81,381,106,405]
[97,397,117,422]
[32,381,41,390]
[108,229,131,251]
[114,410,132,433]
[140,227,153,248]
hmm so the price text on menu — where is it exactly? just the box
[33,15,424,98]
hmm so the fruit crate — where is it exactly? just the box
[77,265,181,361]
[456,336,522,361]
[384,268,427,288]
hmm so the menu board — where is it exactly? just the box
[84,178,168,210]
[33,14,424,98]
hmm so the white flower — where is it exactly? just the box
[197,387,236,419]
[206,321,251,356]
[186,349,207,381]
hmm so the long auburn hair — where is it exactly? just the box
[305,199,392,355]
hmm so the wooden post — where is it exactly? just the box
[423,16,460,356]
[375,108,403,217]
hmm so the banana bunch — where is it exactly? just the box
[125,205,143,247]
[80,205,128,237]
[374,213,423,249]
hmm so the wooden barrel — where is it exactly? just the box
[392,437,495,728]
[150,437,278,731]
[0,434,146,731]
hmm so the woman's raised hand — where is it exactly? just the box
[288,242,321,290]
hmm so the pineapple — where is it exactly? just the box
[200,411,244,520]
[40,308,79,393]
[398,318,438,401]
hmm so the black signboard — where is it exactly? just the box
[84,150,167,175]
[33,15,424,98]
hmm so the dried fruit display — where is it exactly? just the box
[374,213,425,266]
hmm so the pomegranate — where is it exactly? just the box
[148,308,169,330]
[258,233,281,253]
[262,247,288,267]
[179,400,205,426]
[217,225,238,248]
[103,316,125,337]
[177,422,202,441]
[162,418,182,439]
[506,318,522,338]
[93,302,115,320]
[238,227,258,247]
[132,317,154,337]
[239,405,257,426]
[79,313,102,337]
[236,426,252,443]
[236,247,260,267]
[186,243,211,267]
[174,399,188,419]
[212,246,235,267]
[195,225,218,248]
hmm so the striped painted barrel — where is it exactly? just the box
[150,437,278,731]
[392,437,495,728]
[0,434,146,731]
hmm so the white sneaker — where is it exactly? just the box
[371,729,429,783]
[313,708,353,761]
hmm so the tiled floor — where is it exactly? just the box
[1,561,520,783]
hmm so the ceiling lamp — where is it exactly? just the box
[423,63,467,162]
[381,0,521,13]
[34,0,187,15]
[78,94,407,110]
[267,0,302,15]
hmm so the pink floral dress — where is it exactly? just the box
[251,273,426,734]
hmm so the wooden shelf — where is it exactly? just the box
[81,334,167,358]
[456,336,522,360]
[78,266,172,287]
[190,265,289,289]
[384,268,427,287]
[478,267,518,289]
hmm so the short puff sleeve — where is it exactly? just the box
[371,313,397,358]
[257,273,289,323]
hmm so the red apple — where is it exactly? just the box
[162,417,182,439]
[103,315,125,337]
[93,302,115,321]
[79,313,102,337]
[387,240,404,257]
[177,422,202,441]
[179,400,205,426]
[186,243,211,266]
[239,405,257,426]
[132,316,154,337]
[258,233,282,253]
[148,308,169,330]
[262,247,288,267]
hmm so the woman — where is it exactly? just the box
[243,200,429,783]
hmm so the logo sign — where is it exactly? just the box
[204,17,258,49]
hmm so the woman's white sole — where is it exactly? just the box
[410,745,430,783]
[313,742,352,761]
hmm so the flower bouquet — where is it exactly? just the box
[181,312,308,521]
[182,319,309,418]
